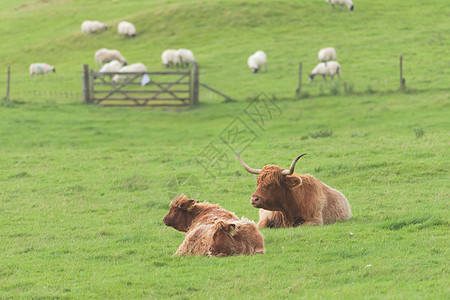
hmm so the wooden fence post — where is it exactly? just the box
[192,62,199,105]
[400,55,406,90]
[6,66,11,100]
[82,64,90,103]
[296,62,302,95]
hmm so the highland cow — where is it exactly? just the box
[207,219,265,257]
[163,195,265,256]
[235,152,351,228]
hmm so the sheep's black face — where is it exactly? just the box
[253,68,258,74]
[350,5,354,11]
[53,68,56,73]
[309,74,314,82]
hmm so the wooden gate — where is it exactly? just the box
[82,63,199,107]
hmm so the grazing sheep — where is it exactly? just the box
[176,48,195,67]
[99,60,123,73]
[309,61,341,82]
[29,63,55,76]
[94,48,127,67]
[326,0,354,11]
[81,20,107,34]
[247,50,267,73]
[318,47,337,63]
[118,21,136,37]
[112,63,147,83]
[161,49,180,68]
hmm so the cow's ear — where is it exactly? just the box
[225,223,237,236]
[287,176,302,189]
[185,199,198,211]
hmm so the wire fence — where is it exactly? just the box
[1,57,448,104]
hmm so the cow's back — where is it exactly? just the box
[176,224,214,255]
[192,208,239,229]
[320,182,351,224]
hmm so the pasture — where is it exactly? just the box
[0,0,448,298]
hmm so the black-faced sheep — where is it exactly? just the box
[176,49,195,67]
[118,21,136,37]
[309,61,341,82]
[247,51,267,73]
[326,0,354,11]
[99,60,123,73]
[161,49,180,68]
[95,48,127,67]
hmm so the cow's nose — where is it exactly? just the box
[251,196,260,203]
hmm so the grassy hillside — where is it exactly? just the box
[0,0,449,299]
[0,0,448,101]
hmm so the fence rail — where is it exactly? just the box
[82,63,199,107]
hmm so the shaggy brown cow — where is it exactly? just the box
[207,219,265,257]
[236,152,351,228]
[163,195,265,256]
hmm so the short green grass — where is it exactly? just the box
[0,0,449,298]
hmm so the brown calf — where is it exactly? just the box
[236,152,351,228]
[207,219,265,257]
[163,195,265,256]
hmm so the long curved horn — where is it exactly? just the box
[234,151,261,174]
[281,153,307,175]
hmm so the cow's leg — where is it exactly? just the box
[257,216,270,228]
[301,210,324,226]
[257,209,273,228]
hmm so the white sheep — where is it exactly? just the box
[95,48,127,67]
[176,48,195,67]
[29,63,55,76]
[318,47,337,62]
[81,21,107,34]
[112,63,147,83]
[326,0,354,11]
[161,49,180,68]
[247,50,267,73]
[99,60,123,73]
[309,61,341,82]
[118,21,136,37]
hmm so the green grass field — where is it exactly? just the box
[0,0,449,298]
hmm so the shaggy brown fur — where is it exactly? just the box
[175,224,215,256]
[251,165,351,228]
[207,219,265,257]
[164,195,264,256]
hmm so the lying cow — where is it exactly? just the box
[235,152,351,228]
[208,219,265,257]
[163,194,265,256]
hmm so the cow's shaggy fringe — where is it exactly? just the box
[257,165,286,187]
